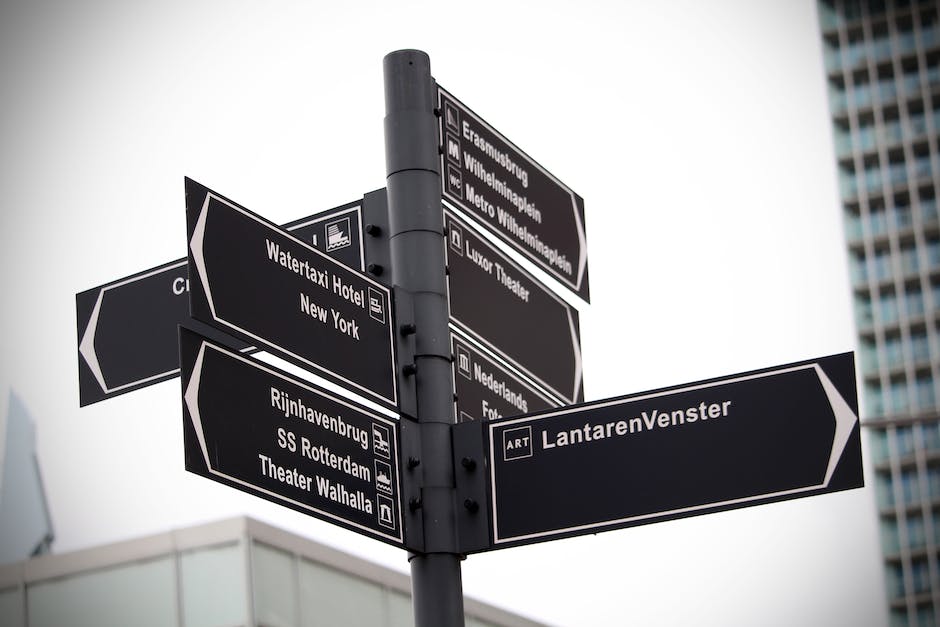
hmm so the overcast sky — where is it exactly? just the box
[0,1,887,626]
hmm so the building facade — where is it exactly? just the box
[0,517,545,627]
[818,1,940,625]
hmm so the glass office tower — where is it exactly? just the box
[818,1,940,625]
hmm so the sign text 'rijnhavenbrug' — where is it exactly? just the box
[180,328,404,547]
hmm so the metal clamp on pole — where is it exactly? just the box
[383,49,465,627]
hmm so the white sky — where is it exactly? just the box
[0,1,888,626]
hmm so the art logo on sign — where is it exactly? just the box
[503,426,533,461]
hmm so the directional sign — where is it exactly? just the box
[76,199,366,406]
[485,353,862,549]
[451,329,563,423]
[438,86,589,302]
[445,210,583,405]
[186,178,398,409]
[180,328,404,547]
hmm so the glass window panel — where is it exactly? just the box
[299,559,383,627]
[923,421,940,452]
[916,377,935,411]
[870,207,888,236]
[918,605,936,627]
[907,514,925,549]
[28,557,177,627]
[886,562,905,599]
[884,335,903,367]
[0,587,24,627]
[252,542,298,627]
[876,471,895,508]
[905,288,924,316]
[923,196,938,223]
[912,559,930,593]
[387,591,414,627]
[927,465,940,498]
[896,426,915,457]
[911,331,930,363]
[880,293,899,324]
[881,517,900,554]
[890,382,909,413]
[180,542,247,627]
[871,428,890,463]
[901,469,921,504]
[865,382,885,417]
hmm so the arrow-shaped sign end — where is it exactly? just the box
[190,195,216,318]
[814,363,859,487]
[184,342,212,470]
[79,290,109,393]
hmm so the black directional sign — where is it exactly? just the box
[186,178,398,409]
[180,328,404,547]
[438,86,589,302]
[451,330,563,423]
[485,353,863,549]
[445,210,583,405]
[76,198,366,406]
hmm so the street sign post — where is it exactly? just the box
[445,210,583,405]
[438,86,589,302]
[77,199,366,406]
[180,328,404,547]
[483,352,862,549]
[186,178,398,409]
[451,329,563,423]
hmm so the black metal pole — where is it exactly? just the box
[383,50,464,626]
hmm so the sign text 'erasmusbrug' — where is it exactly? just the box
[438,86,589,302]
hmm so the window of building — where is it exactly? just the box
[252,541,298,627]
[922,420,940,452]
[926,464,940,499]
[880,290,900,324]
[896,426,916,457]
[885,561,905,598]
[877,471,895,508]
[884,334,904,368]
[299,559,385,627]
[0,587,23,627]
[905,286,925,317]
[881,516,900,553]
[919,186,937,222]
[910,330,931,364]
[912,557,931,593]
[907,513,926,549]
[901,468,922,504]
[866,381,885,417]
[915,375,935,411]
[27,556,178,627]
[180,542,247,627]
